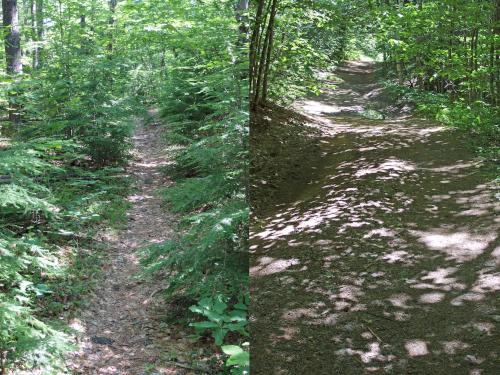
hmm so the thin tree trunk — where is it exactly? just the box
[2,0,22,123]
[35,0,43,67]
[2,0,22,74]
[249,0,266,109]
[252,19,270,110]
[261,0,278,104]
[30,0,36,69]
[252,0,277,109]
[490,0,497,104]
[235,0,249,37]
[1,350,7,375]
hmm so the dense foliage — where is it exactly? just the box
[1,0,135,372]
[250,0,499,160]
[371,0,499,159]
[250,0,372,107]
[2,0,249,373]
[134,1,250,366]
[0,138,130,373]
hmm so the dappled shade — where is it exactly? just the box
[251,61,500,374]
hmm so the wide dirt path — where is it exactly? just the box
[251,62,500,374]
[68,113,190,374]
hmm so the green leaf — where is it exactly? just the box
[227,351,249,367]
[190,321,219,330]
[212,328,227,346]
[221,345,244,356]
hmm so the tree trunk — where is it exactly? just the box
[2,0,22,123]
[249,0,266,110]
[261,0,278,104]
[1,349,7,375]
[235,0,249,36]
[35,0,43,67]
[29,0,42,69]
[30,0,36,69]
[2,0,22,74]
[252,0,277,110]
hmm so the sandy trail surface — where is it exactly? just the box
[251,62,500,374]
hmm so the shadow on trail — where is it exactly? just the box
[250,62,500,374]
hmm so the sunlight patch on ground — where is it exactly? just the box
[418,292,445,304]
[472,272,500,293]
[355,158,416,178]
[381,250,412,264]
[426,161,479,173]
[387,293,412,309]
[134,160,169,169]
[300,100,341,115]
[405,340,429,356]
[363,228,397,238]
[127,193,155,203]
[250,256,300,276]
[409,267,466,292]
[410,230,496,262]
[271,326,300,341]
[69,318,86,333]
[336,341,395,364]
[451,292,484,306]
[441,340,470,355]
[491,246,500,265]
[282,307,339,326]
[421,267,458,285]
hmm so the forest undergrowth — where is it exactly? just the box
[0,136,131,372]
[1,0,249,374]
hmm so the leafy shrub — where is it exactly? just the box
[221,344,250,375]
[0,135,130,372]
[140,0,249,310]
[189,294,248,346]
[189,295,249,375]
[386,82,499,163]
[0,233,71,373]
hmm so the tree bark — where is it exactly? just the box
[35,0,43,67]
[251,0,277,110]
[235,0,249,36]
[261,0,277,104]
[250,0,266,109]
[234,0,249,110]
[2,0,22,123]
[30,0,43,69]
[2,0,22,74]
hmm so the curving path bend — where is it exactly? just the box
[251,62,500,375]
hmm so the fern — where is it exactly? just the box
[140,1,249,319]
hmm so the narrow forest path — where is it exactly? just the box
[251,62,500,374]
[68,113,191,375]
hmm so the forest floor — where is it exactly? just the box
[66,112,199,375]
[251,61,500,374]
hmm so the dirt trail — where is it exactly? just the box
[251,62,500,374]
[69,113,189,374]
